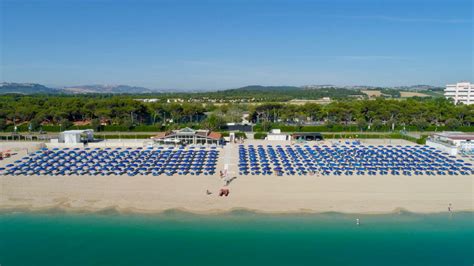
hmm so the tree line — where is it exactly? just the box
[0,94,472,132]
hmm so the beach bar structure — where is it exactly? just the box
[59,129,94,144]
[426,131,474,155]
[152,127,222,145]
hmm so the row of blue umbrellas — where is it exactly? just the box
[2,147,219,176]
[238,144,473,176]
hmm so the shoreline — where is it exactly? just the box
[2,173,472,215]
[1,205,472,216]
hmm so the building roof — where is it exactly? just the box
[62,129,94,134]
[151,128,222,140]
[208,132,222,140]
[434,131,474,140]
[179,127,195,133]
[196,131,208,137]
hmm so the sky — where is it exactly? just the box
[1,0,472,90]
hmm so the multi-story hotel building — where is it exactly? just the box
[445,82,473,105]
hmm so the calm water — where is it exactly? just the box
[0,210,472,266]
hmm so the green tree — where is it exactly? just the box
[60,119,73,130]
[0,119,7,131]
[261,121,272,132]
[122,118,134,131]
[371,119,383,131]
[203,114,224,131]
[413,118,429,131]
[91,118,102,132]
[29,118,42,131]
[444,118,461,130]
[356,118,367,131]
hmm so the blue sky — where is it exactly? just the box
[1,0,472,90]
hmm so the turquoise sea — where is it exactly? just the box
[0,210,472,266]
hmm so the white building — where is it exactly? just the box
[59,130,94,144]
[445,82,473,105]
[426,131,474,155]
[266,129,289,141]
[241,112,250,123]
[135,98,159,103]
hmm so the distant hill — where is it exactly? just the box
[0,83,157,95]
[302,84,379,90]
[62,84,155,94]
[302,84,443,91]
[392,85,442,91]
[0,82,445,96]
[205,85,365,100]
[0,82,60,94]
[230,85,302,92]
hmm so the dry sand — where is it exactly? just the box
[1,141,473,214]
[1,173,472,214]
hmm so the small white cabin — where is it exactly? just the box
[267,129,289,141]
[59,129,94,144]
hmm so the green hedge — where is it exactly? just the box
[457,126,474,132]
[235,132,247,139]
[95,134,155,139]
[253,133,267,139]
[219,131,247,139]
[253,123,474,133]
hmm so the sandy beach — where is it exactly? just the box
[1,172,473,214]
[1,141,473,214]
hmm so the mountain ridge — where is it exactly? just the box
[0,82,61,94]
[62,84,156,94]
[0,82,445,95]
